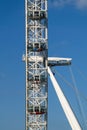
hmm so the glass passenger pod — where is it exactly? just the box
[28,82,47,91]
[27,42,47,52]
[28,74,47,84]
[48,60,71,66]
[28,106,47,115]
[28,10,47,20]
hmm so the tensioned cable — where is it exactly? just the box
[69,66,87,130]
[52,67,87,101]
[73,64,87,82]
[52,67,87,129]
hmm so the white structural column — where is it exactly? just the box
[25,0,48,130]
[48,67,82,130]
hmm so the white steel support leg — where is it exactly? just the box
[48,67,82,130]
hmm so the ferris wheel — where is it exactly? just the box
[23,0,82,130]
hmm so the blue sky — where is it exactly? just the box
[0,0,87,130]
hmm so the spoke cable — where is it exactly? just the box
[69,66,86,129]
[52,66,87,129]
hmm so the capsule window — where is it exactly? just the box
[35,107,39,112]
[35,75,39,81]
[34,43,39,48]
[34,11,39,17]
[28,44,33,50]
[29,12,33,17]
[40,12,45,18]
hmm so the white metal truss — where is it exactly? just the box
[25,0,48,130]
[24,0,81,129]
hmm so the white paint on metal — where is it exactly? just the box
[23,56,71,64]
[48,57,72,62]
[25,0,48,130]
[48,67,82,130]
